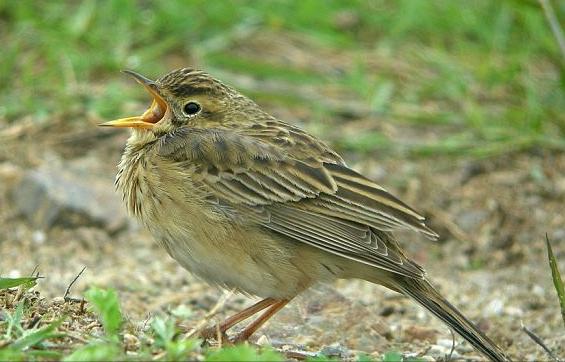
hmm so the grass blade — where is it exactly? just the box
[10,317,65,350]
[63,342,121,362]
[546,235,565,327]
[0,277,38,290]
[4,301,25,339]
[84,287,122,338]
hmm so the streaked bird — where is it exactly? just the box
[100,68,510,361]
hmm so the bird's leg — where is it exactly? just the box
[231,299,290,343]
[199,298,278,341]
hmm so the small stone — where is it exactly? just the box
[11,157,128,233]
[553,228,565,242]
[52,296,65,305]
[320,343,350,359]
[419,356,436,362]
[85,321,100,330]
[123,333,139,350]
[457,210,489,232]
[485,299,504,316]
[416,309,427,320]
[531,285,545,297]
[279,344,293,352]
[32,230,46,244]
[437,338,454,348]
[504,306,524,317]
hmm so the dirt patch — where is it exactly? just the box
[1,113,563,360]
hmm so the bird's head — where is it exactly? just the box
[99,68,262,139]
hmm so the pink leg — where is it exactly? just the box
[199,298,278,340]
[232,299,290,343]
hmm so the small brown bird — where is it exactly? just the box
[100,68,509,361]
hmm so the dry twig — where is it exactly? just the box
[64,266,86,303]
[447,328,456,361]
[521,322,562,362]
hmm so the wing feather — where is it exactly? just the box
[156,127,436,279]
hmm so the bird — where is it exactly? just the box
[100,68,510,361]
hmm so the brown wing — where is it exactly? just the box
[157,126,437,278]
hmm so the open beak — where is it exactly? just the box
[99,70,168,129]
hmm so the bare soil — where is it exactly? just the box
[0,62,564,360]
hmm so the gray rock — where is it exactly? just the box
[11,156,128,233]
[319,343,351,359]
[457,210,489,232]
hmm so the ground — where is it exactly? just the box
[1,108,563,361]
[1,2,564,361]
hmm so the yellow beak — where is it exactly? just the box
[99,70,167,129]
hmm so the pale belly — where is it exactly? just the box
[144,202,336,299]
[119,153,340,299]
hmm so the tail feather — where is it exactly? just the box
[395,278,511,362]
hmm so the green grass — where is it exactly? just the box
[2,0,563,157]
[0,277,39,290]
[0,279,66,361]
[546,235,565,328]
[1,284,386,361]
[0,284,279,361]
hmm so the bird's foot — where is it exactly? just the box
[198,325,231,346]
[229,329,254,344]
[196,298,290,346]
[198,325,253,345]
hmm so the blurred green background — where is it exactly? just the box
[1,0,564,157]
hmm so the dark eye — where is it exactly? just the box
[183,102,201,116]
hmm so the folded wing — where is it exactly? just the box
[157,127,437,279]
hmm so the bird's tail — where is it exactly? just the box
[392,277,511,362]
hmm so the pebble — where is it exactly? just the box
[485,299,504,316]
[85,321,100,330]
[504,306,524,317]
[552,228,565,241]
[457,209,489,231]
[123,333,140,349]
[437,338,455,348]
[416,309,427,321]
[32,230,46,244]
[419,356,436,362]
[531,285,545,297]
[52,296,65,305]
[11,157,128,233]
[319,343,350,359]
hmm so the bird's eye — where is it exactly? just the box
[183,102,201,116]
